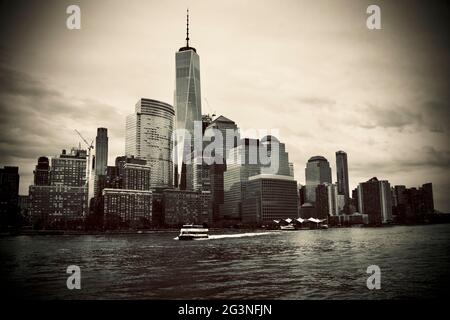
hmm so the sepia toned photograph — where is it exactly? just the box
[0,0,449,308]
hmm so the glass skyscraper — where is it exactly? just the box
[222,136,292,221]
[304,156,332,203]
[125,98,175,188]
[174,10,202,189]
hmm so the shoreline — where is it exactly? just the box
[1,221,449,236]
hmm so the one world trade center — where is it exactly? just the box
[174,9,202,189]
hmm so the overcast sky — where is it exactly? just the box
[0,0,449,211]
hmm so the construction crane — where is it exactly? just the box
[74,129,94,209]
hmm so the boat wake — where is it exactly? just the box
[174,231,280,241]
[201,231,279,240]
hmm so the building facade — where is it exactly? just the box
[29,185,87,229]
[392,183,434,223]
[203,115,239,223]
[94,128,108,197]
[289,162,294,177]
[357,177,393,225]
[33,157,50,186]
[50,148,87,187]
[242,174,298,225]
[205,115,239,162]
[163,189,212,226]
[103,188,153,229]
[335,151,350,199]
[122,163,152,191]
[95,128,108,176]
[29,149,88,229]
[222,139,262,220]
[126,98,175,188]
[174,12,202,189]
[305,156,332,204]
[222,136,292,221]
[0,166,20,228]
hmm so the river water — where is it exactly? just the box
[1,224,449,299]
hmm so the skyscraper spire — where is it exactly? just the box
[179,8,196,53]
[186,9,190,47]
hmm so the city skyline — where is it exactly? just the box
[0,0,448,211]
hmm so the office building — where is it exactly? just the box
[392,183,435,223]
[126,98,175,188]
[29,149,88,229]
[357,177,393,225]
[305,156,332,203]
[51,148,87,187]
[205,115,239,162]
[103,188,153,229]
[222,138,262,220]
[29,185,87,229]
[94,128,108,195]
[242,174,298,225]
[163,189,212,226]
[289,162,294,177]
[204,115,239,222]
[174,10,202,189]
[18,195,29,222]
[315,184,330,219]
[95,128,108,176]
[33,157,50,186]
[335,151,350,199]
[122,163,152,191]
[260,135,290,176]
[0,166,20,227]
[222,136,292,221]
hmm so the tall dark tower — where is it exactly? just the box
[174,9,202,190]
[336,151,350,200]
[95,128,108,176]
[34,156,50,186]
[94,128,108,197]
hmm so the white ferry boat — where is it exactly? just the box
[178,224,209,240]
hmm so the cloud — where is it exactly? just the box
[295,97,336,109]
[356,102,450,133]
[0,63,124,193]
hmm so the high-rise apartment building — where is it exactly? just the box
[29,149,88,229]
[51,148,87,187]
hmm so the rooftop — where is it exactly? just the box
[308,156,328,162]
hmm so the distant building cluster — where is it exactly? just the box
[28,148,88,230]
[0,13,439,231]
